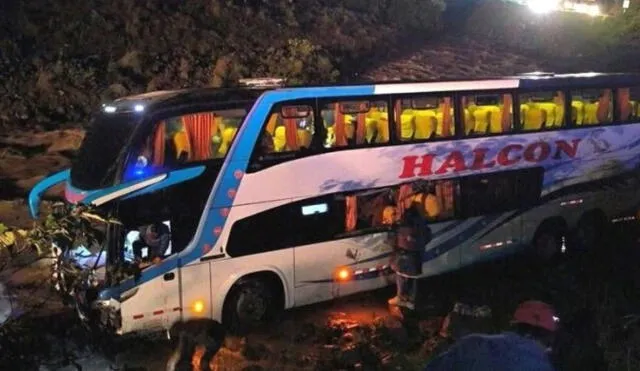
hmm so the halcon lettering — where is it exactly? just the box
[398,138,582,179]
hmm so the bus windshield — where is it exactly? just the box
[71,112,141,190]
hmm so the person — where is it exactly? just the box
[423,300,559,371]
[388,200,431,310]
[133,222,171,266]
[166,319,226,371]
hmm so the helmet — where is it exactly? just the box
[512,300,558,333]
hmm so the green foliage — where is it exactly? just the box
[259,38,339,85]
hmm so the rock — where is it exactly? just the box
[380,315,408,346]
[117,50,142,73]
[224,336,246,352]
[241,338,269,361]
[0,283,13,326]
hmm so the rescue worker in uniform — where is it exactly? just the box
[423,300,558,371]
[388,197,431,310]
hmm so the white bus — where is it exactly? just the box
[29,72,640,335]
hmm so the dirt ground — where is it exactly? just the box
[3,225,640,371]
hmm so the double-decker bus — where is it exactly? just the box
[29,72,640,335]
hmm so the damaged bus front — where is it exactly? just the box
[28,87,264,335]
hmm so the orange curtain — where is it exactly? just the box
[152,121,166,166]
[183,112,214,161]
[502,94,513,132]
[281,107,299,151]
[266,113,279,135]
[356,111,366,145]
[345,195,358,232]
[396,183,413,221]
[617,88,631,121]
[394,100,402,141]
[334,103,347,146]
[441,97,452,136]
[597,89,611,123]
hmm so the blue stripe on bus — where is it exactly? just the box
[99,85,378,300]
[28,169,70,218]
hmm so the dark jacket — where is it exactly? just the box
[424,332,555,371]
[392,207,431,277]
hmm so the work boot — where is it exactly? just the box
[388,296,402,306]
[398,300,415,310]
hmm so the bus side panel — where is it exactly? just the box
[179,261,212,322]
[119,274,171,334]
[293,233,393,307]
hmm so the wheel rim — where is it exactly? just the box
[236,287,268,323]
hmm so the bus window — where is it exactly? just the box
[460,168,543,217]
[321,99,389,148]
[616,87,640,123]
[519,90,565,131]
[571,88,612,126]
[260,104,315,154]
[138,109,247,170]
[462,93,514,136]
[393,95,455,142]
[393,180,456,223]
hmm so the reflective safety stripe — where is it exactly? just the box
[133,314,144,320]
[479,240,514,250]
[560,198,583,206]
[133,307,182,320]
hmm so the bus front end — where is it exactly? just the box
[28,88,263,336]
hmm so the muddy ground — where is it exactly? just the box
[2,225,640,371]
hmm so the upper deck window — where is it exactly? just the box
[519,90,566,131]
[616,87,640,123]
[137,108,246,170]
[259,104,315,154]
[462,93,514,136]
[571,88,612,126]
[394,95,454,141]
[321,99,389,148]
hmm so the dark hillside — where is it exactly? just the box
[0,0,445,130]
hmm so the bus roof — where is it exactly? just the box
[102,72,640,113]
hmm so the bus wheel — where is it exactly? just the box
[223,277,281,333]
[574,211,608,253]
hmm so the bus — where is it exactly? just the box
[28,72,640,336]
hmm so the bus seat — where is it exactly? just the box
[325,126,336,147]
[297,128,312,149]
[463,108,474,135]
[537,102,557,128]
[472,107,491,134]
[631,100,638,118]
[273,126,287,152]
[173,130,191,161]
[584,102,599,125]
[572,100,584,125]
[218,127,238,155]
[413,109,436,139]
[486,106,502,133]
[381,205,396,225]
[400,112,415,140]
[553,103,565,127]
[424,193,441,219]
[365,118,378,143]
[376,118,389,143]
[523,104,544,131]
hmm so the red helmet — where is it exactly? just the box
[512,300,558,332]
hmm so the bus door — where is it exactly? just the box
[458,168,544,265]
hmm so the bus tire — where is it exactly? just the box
[532,219,566,260]
[223,274,283,333]
[573,210,608,253]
